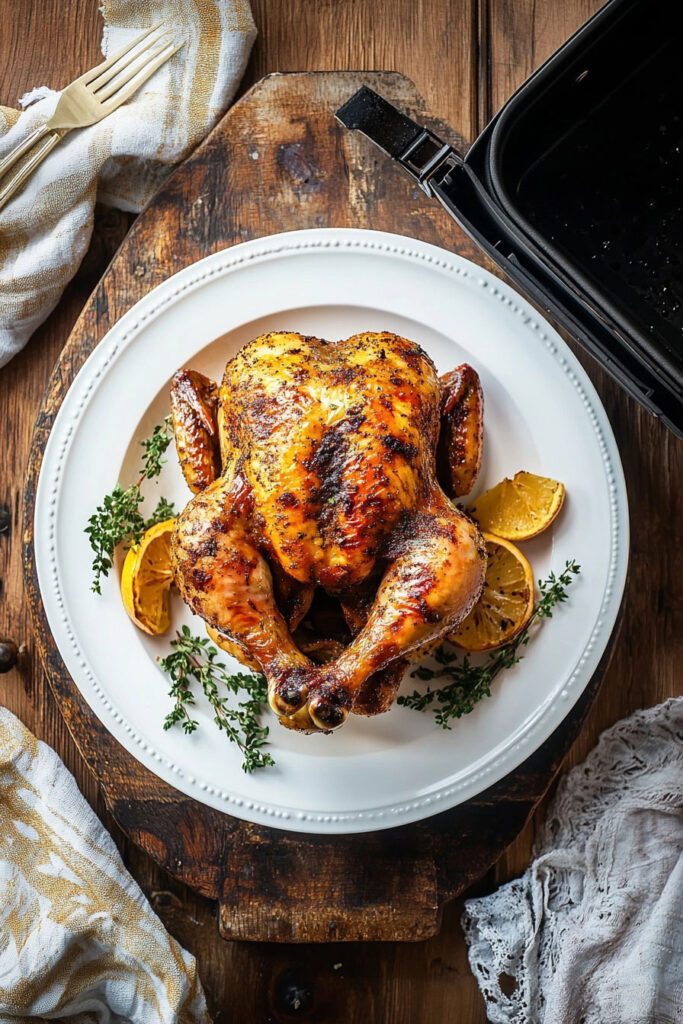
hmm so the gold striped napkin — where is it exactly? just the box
[0,0,256,368]
[0,707,210,1021]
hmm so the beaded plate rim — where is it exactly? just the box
[34,228,629,834]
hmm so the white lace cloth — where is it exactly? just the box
[463,698,683,1024]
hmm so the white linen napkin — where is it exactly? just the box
[0,0,256,368]
[463,697,683,1024]
[0,707,210,1022]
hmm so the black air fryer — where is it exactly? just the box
[336,0,683,437]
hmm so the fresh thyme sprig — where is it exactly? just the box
[145,495,177,527]
[85,416,176,593]
[140,417,175,480]
[158,626,274,773]
[398,560,581,727]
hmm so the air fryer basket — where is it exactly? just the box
[336,0,683,437]
[486,0,682,403]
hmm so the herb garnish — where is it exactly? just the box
[85,416,176,593]
[86,413,578,765]
[398,560,580,727]
[158,626,274,773]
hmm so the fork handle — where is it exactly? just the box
[0,124,52,180]
[0,130,65,213]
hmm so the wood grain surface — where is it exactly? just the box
[23,68,614,947]
[1,2,681,1021]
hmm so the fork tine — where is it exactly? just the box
[96,37,177,104]
[101,40,183,111]
[90,29,173,97]
[82,23,163,86]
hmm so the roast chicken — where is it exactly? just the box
[170,331,486,733]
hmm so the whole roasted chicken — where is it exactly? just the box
[171,331,486,733]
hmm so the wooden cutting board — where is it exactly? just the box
[23,72,619,943]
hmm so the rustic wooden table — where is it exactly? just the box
[1,2,681,1021]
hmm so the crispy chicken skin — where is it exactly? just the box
[438,364,484,499]
[171,331,486,732]
[170,369,220,493]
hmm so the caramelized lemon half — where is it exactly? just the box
[469,471,565,541]
[449,533,534,651]
[121,519,176,635]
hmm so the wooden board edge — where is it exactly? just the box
[20,70,624,942]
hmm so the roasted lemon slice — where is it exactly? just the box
[121,519,176,635]
[469,471,565,541]
[449,533,534,651]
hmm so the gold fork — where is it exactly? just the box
[0,24,183,212]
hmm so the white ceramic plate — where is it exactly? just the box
[35,228,628,834]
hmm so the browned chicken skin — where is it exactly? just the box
[169,369,221,493]
[171,331,486,733]
[438,364,484,499]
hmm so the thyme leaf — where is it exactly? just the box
[158,626,274,773]
[140,415,174,480]
[86,417,176,593]
[146,495,177,528]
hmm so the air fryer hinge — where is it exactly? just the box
[398,130,458,194]
[335,86,462,195]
